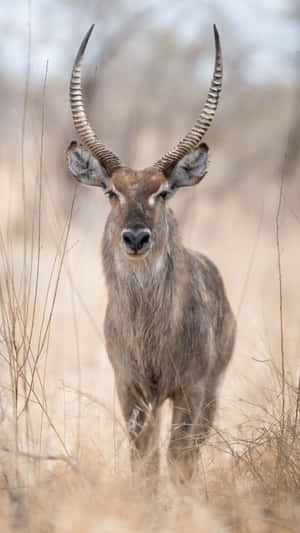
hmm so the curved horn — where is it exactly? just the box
[70,25,122,176]
[153,25,223,174]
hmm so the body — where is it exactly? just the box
[102,181,235,481]
[67,24,235,482]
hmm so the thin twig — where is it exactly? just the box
[0,446,76,466]
[293,376,300,444]
[275,148,286,440]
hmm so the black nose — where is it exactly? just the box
[122,229,151,254]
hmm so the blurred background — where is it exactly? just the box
[0,1,300,528]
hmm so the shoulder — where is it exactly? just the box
[184,249,226,294]
[185,249,220,276]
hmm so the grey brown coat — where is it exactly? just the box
[67,25,236,482]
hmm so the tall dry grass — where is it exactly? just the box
[0,73,300,531]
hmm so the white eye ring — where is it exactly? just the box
[105,184,126,205]
[148,185,169,206]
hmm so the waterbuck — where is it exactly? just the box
[67,25,236,483]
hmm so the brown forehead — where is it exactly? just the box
[111,167,168,196]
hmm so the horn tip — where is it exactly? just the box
[77,24,95,59]
[84,24,95,45]
[213,24,220,42]
[88,24,95,36]
[213,24,222,62]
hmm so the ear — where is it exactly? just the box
[67,141,110,189]
[167,143,209,190]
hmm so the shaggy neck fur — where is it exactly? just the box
[102,207,188,389]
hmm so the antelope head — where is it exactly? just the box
[67,25,222,260]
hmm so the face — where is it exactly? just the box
[67,142,210,262]
[105,168,171,260]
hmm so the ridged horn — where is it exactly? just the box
[153,25,223,174]
[70,25,122,176]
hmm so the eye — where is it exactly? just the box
[105,189,119,201]
[158,190,169,200]
[148,187,172,207]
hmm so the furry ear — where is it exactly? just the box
[167,143,209,190]
[67,141,110,189]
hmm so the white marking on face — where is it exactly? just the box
[148,184,166,207]
[112,184,126,205]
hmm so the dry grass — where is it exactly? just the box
[0,82,300,531]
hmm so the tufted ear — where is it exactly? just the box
[67,141,110,189]
[167,143,209,190]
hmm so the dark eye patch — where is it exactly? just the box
[105,190,119,200]
[158,190,169,200]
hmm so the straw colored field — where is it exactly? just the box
[0,81,299,531]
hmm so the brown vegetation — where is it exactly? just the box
[0,5,300,530]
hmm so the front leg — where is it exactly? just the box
[168,383,217,484]
[115,380,160,477]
